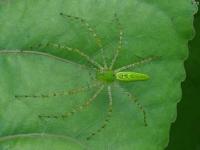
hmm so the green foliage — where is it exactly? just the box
[167,2,200,150]
[0,0,197,150]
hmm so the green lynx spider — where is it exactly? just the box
[13,13,158,140]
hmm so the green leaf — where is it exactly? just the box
[167,3,200,150]
[0,0,197,150]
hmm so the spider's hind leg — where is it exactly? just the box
[114,56,160,72]
[124,90,148,127]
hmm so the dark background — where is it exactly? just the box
[166,1,200,150]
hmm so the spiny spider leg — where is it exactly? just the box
[60,13,108,69]
[49,43,103,69]
[15,82,101,99]
[37,43,103,70]
[86,85,113,140]
[123,90,147,126]
[114,56,159,72]
[38,84,104,119]
[0,50,95,71]
[109,13,123,69]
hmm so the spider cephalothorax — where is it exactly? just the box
[96,70,115,83]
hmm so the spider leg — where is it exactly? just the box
[0,50,94,71]
[86,85,113,140]
[123,90,147,126]
[31,42,103,70]
[15,82,101,99]
[114,56,159,72]
[38,85,104,119]
[109,13,123,69]
[60,13,108,69]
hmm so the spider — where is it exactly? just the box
[14,13,158,140]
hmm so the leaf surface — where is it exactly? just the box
[0,0,197,150]
[167,3,200,149]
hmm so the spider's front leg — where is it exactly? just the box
[38,85,104,120]
[15,82,100,99]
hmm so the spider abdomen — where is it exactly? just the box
[115,72,149,82]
